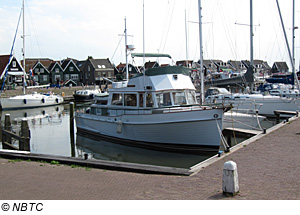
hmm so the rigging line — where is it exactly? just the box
[217,1,239,60]
[1,7,23,94]
[111,34,124,62]
[159,0,172,52]
[161,1,176,53]
[25,0,44,57]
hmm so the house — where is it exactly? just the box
[0,55,24,85]
[227,60,247,73]
[271,62,289,73]
[144,61,159,70]
[79,57,115,85]
[22,58,54,74]
[48,61,64,85]
[61,58,80,86]
[176,60,193,68]
[32,61,51,85]
[116,63,139,80]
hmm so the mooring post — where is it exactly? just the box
[222,161,239,196]
[3,114,12,147]
[274,111,280,124]
[20,119,30,151]
[70,102,75,157]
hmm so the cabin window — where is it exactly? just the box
[43,75,47,81]
[187,91,197,105]
[156,92,172,107]
[40,68,44,73]
[172,92,187,105]
[112,93,123,106]
[70,67,74,72]
[12,61,16,67]
[139,93,144,107]
[146,93,154,107]
[124,94,137,107]
[55,68,59,73]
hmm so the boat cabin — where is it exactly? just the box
[89,66,199,116]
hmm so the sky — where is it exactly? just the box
[0,0,299,70]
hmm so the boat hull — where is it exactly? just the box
[0,94,64,110]
[76,107,223,154]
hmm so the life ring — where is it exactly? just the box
[56,98,59,103]
[41,98,45,103]
[23,99,27,104]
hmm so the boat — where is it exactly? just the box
[76,66,224,154]
[73,89,102,102]
[223,111,265,130]
[0,0,64,110]
[257,83,300,98]
[1,92,63,110]
[205,87,300,117]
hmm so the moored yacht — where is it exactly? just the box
[76,66,224,154]
[205,87,300,117]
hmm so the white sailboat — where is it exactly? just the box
[0,0,63,110]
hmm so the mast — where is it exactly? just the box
[198,0,204,104]
[249,0,254,93]
[124,17,129,81]
[22,0,26,95]
[275,0,300,89]
[185,9,188,67]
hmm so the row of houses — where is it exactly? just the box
[0,54,290,87]
[0,55,115,86]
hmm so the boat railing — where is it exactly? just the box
[76,104,221,116]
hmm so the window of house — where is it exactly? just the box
[35,68,39,74]
[112,93,123,106]
[70,67,74,72]
[71,74,78,80]
[55,75,61,80]
[55,68,59,73]
[64,74,70,80]
[43,75,47,81]
[40,68,44,73]
[12,61,16,67]
[124,94,137,107]
[88,65,90,72]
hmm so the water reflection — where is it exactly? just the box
[76,134,214,169]
[0,103,279,169]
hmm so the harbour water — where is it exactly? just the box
[0,103,276,169]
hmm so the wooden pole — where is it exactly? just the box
[69,102,75,157]
[20,119,30,151]
[3,114,12,149]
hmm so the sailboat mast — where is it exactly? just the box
[198,0,204,105]
[124,17,129,81]
[250,0,253,67]
[275,0,300,89]
[22,0,26,95]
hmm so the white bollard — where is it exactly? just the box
[222,161,239,195]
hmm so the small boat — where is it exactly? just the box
[76,66,224,154]
[0,92,64,110]
[73,89,102,102]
